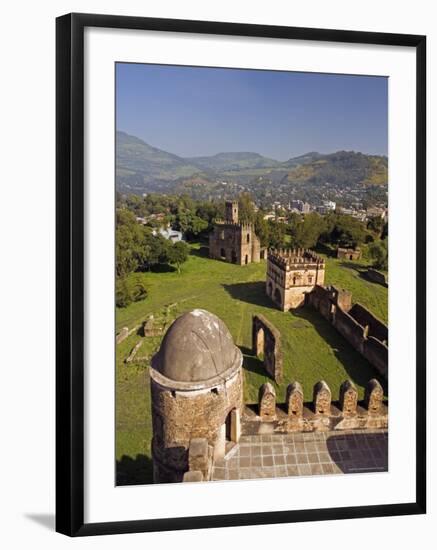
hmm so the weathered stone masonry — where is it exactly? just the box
[242,378,387,435]
[266,248,325,310]
[150,309,243,483]
[308,285,388,379]
[150,308,387,484]
[209,201,265,265]
[252,314,283,382]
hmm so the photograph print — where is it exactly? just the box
[115,63,388,486]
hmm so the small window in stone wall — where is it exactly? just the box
[247,233,250,243]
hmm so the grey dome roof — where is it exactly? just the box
[152,309,240,383]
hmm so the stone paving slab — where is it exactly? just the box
[211,429,388,482]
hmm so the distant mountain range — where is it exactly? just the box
[116,131,388,195]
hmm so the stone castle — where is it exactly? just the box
[266,248,325,310]
[266,248,388,379]
[209,201,265,265]
[149,309,387,483]
[145,248,388,484]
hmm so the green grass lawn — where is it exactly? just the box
[116,244,388,485]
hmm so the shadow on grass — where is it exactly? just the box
[239,345,269,378]
[338,261,388,287]
[116,454,154,486]
[189,245,210,258]
[140,263,177,273]
[292,307,387,393]
[338,261,370,273]
[222,281,277,309]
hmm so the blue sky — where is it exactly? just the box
[116,63,388,160]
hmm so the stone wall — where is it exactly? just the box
[349,303,388,343]
[252,314,283,382]
[209,222,261,265]
[266,249,325,311]
[307,285,388,379]
[116,326,129,344]
[337,247,362,260]
[150,367,243,483]
[242,379,387,435]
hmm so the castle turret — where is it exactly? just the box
[150,309,243,483]
[225,200,239,224]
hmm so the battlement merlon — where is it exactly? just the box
[225,200,239,223]
[213,219,256,230]
[267,248,325,270]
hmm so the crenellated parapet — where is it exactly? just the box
[266,248,326,310]
[241,378,387,434]
[267,248,325,270]
[213,219,255,231]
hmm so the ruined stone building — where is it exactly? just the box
[266,248,325,310]
[337,247,362,261]
[308,286,388,379]
[209,201,265,265]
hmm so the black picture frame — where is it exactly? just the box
[56,12,426,537]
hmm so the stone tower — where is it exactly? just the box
[266,248,325,310]
[150,309,243,483]
[225,200,239,223]
[209,200,264,265]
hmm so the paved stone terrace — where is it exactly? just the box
[212,429,388,481]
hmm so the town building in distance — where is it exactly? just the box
[209,200,265,265]
[266,248,325,310]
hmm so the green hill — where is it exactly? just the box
[116,131,203,185]
[116,131,388,194]
[187,151,280,172]
[284,151,388,187]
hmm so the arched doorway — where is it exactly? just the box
[225,408,240,445]
[255,327,265,357]
[267,281,273,296]
[220,248,226,259]
[244,254,248,265]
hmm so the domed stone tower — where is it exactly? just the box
[150,309,243,483]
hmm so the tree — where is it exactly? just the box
[143,231,170,269]
[290,212,327,248]
[268,220,286,249]
[174,209,208,240]
[115,276,148,308]
[254,212,270,247]
[115,209,148,277]
[328,214,367,248]
[238,192,256,224]
[115,277,131,308]
[367,216,384,237]
[167,241,189,273]
[368,239,388,270]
